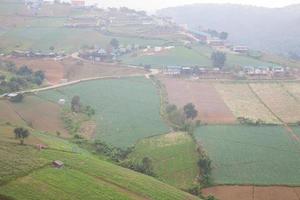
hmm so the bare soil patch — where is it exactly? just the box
[61,58,146,81]
[4,57,65,85]
[202,186,300,200]
[160,77,236,124]
[8,95,68,137]
[0,100,24,125]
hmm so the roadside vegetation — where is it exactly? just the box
[0,60,45,94]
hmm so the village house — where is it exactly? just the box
[58,99,66,105]
[232,46,249,53]
[207,38,224,47]
[163,66,182,75]
[52,160,64,168]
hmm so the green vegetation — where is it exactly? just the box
[195,125,300,185]
[38,77,168,148]
[122,46,212,67]
[127,132,199,189]
[0,61,45,94]
[14,127,30,145]
[0,25,166,54]
[0,131,200,200]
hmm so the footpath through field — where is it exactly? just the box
[247,83,300,143]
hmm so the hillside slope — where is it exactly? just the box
[0,124,200,200]
[157,4,300,58]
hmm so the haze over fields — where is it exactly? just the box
[158,4,300,57]
[1,1,300,200]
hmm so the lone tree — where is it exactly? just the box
[14,127,30,145]
[211,51,226,69]
[71,95,81,112]
[110,38,120,49]
[183,103,198,120]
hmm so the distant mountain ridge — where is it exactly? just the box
[157,4,300,58]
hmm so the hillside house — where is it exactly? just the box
[163,66,182,75]
[232,46,249,53]
[243,66,269,76]
[181,67,193,75]
[154,47,162,52]
[52,160,64,168]
[207,38,224,47]
[58,99,66,105]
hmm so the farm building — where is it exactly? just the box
[52,160,64,168]
[58,99,66,105]
[243,66,269,76]
[163,66,182,75]
[181,67,193,75]
[190,30,210,43]
[207,38,224,47]
[232,45,249,53]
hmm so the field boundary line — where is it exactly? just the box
[70,168,150,200]
[247,83,283,123]
[294,187,300,200]
[278,82,300,103]
[247,83,300,143]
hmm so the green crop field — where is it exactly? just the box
[128,132,199,189]
[0,134,200,200]
[38,77,168,148]
[122,46,212,67]
[195,125,300,185]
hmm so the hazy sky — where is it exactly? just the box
[86,0,300,11]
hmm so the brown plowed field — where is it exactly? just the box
[61,58,146,81]
[5,57,65,85]
[8,96,68,137]
[161,78,236,124]
[3,57,146,85]
[202,186,300,200]
[0,100,24,125]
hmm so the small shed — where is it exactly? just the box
[52,160,64,168]
[58,99,66,105]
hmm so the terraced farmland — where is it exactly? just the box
[214,83,279,124]
[250,83,300,123]
[161,78,236,124]
[195,125,300,185]
[5,95,68,137]
[38,77,168,148]
[128,132,199,189]
[0,137,200,200]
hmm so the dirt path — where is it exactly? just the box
[247,83,300,143]
[0,74,146,98]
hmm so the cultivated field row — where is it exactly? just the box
[160,77,300,124]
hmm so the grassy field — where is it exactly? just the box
[195,125,300,185]
[122,46,212,67]
[128,132,199,189]
[0,24,166,54]
[122,44,276,68]
[0,132,200,200]
[38,77,168,148]
[193,45,274,68]
[214,83,280,124]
